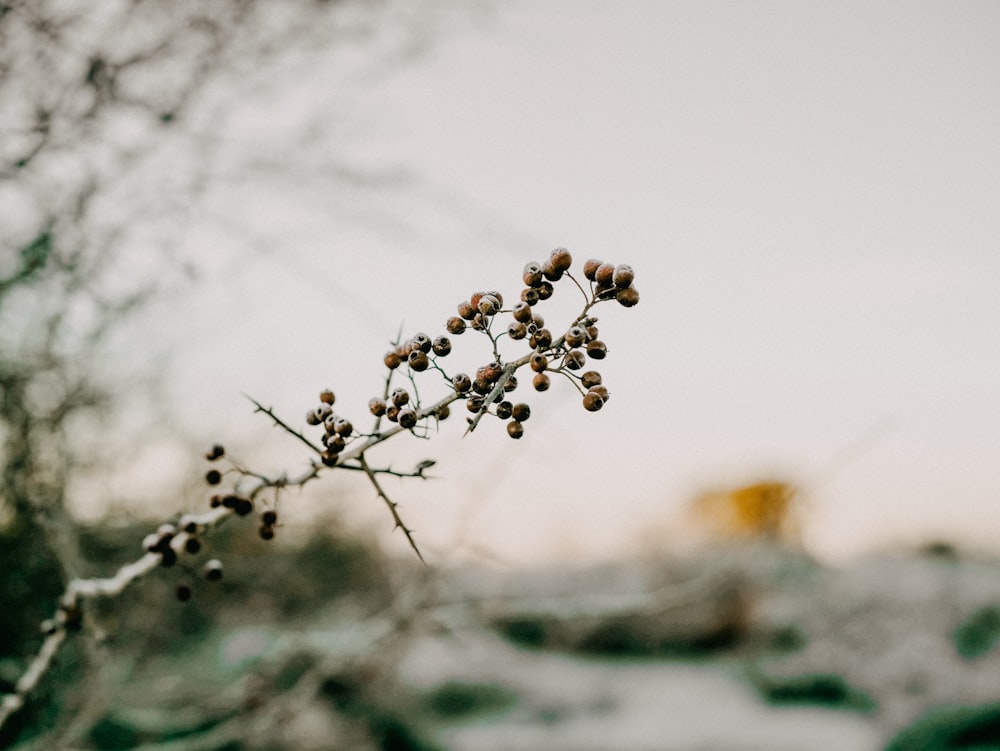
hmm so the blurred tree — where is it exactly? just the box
[0,0,474,740]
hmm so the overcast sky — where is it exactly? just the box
[121,1,1000,566]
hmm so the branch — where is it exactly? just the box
[358,454,425,565]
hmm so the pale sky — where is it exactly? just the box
[107,1,1000,565]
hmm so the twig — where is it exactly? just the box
[358,454,425,565]
[245,395,324,456]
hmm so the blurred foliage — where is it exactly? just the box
[953,606,1000,660]
[691,481,800,543]
[884,702,1000,751]
[749,669,876,712]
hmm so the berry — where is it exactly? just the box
[160,547,178,568]
[369,397,387,416]
[508,321,527,340]
[541,258,562,282]
[478,294,500,316]
[520,288,540,306]
[205,469,222,485]
[586,340,607,360]
[205,444,225,461]
[319,389,336,405]
[184,537,201,555]
[564,350,586,370]
[523,261,543,287]
[483,362,503,383]
[446,316,467,335]
[204,560,224,581]
[458,300,477,320]
[176,582,192,602]
[496,401,513,419]
[466,394,486,413]
[432,335,452,356]
[209,494,222,508]
[511,403,531,422]
[436,404,451,420]
[565,326,587,348]
[529,353,548,373]
[581,371,603,389]
[549,247,572,272]
[384,351,402,369]
[259,525,275,540]
[529,328,552,349]
[411,333,432,353]
[537,281,554,300]
[385,404,400,422]
[504,375,518,392]
[583,258,602,281]
[391,388,410,407]
[408,349,430,371]
[398,408,418,429]
[616,286,640,307]
[322,450,339,466]
[261,510,278,527]
[583,391,604,412]
[589,384,610,402]
[305,409,321,426]
[512,301,533,323]
[595,263,616,286]
[612,264,634,288]
[325,434,346,453]
[452,373,472,393]
[507,420,524,439]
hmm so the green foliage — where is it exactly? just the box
[954,606,1000,660]
[750,670,876,712]
[884,702,1000,751]
[423,681,516,719]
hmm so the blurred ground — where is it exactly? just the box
[4,527,1000,751]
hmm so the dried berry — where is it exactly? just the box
[583,258,602,281]
[588,384,610,402]
[508,321,527,340]
[616,286,640,307]
[325,434,346,452]
[179,515,199,534]
[259,525,275,540]
[595,263,616,286]
[305,409,321,426]
[537,281,554,300]
[458,300,477,320]
[529,328,552,349]
[205,469,222,486]
[478,294,500,316]
[564,349,586,370]
[466,394,486,413]
[541,258,563,282]
[204,560,224,581]
[319,389,336,405]
[160,547,178,568]
[523,261,543,287]
[322,450,339,466]
[582,391,604,412]
[384,351,402,369]
[586,340,607,360]
[512,301,533,323]
[333,418,353,436]
[261,509,278,527]
[205,444,225,461]
[446,316,467,335]
[612,264,634,288]
[432,335,452,356]
[529,353,548,373]
[184,537,201,555]
[369,397,387,416]
[209,494,222,508]
[398,408,418,429]
[408,349,429,371]
[385,404,400,423]
[496,401,514,419]
[549,247,572,272]
[436,404,451,420]
[483,362,503,383]
[532,372,550,391]
[411,333,432,353]
[504,376,518,392]
[565,326,587,348]
[520,288,540,306]
[391,387,410,407]
[507,420,524,439]
[176,582,192,602]
[581,371,603,389]
[511,403,531,422]
[452,373,472,393]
